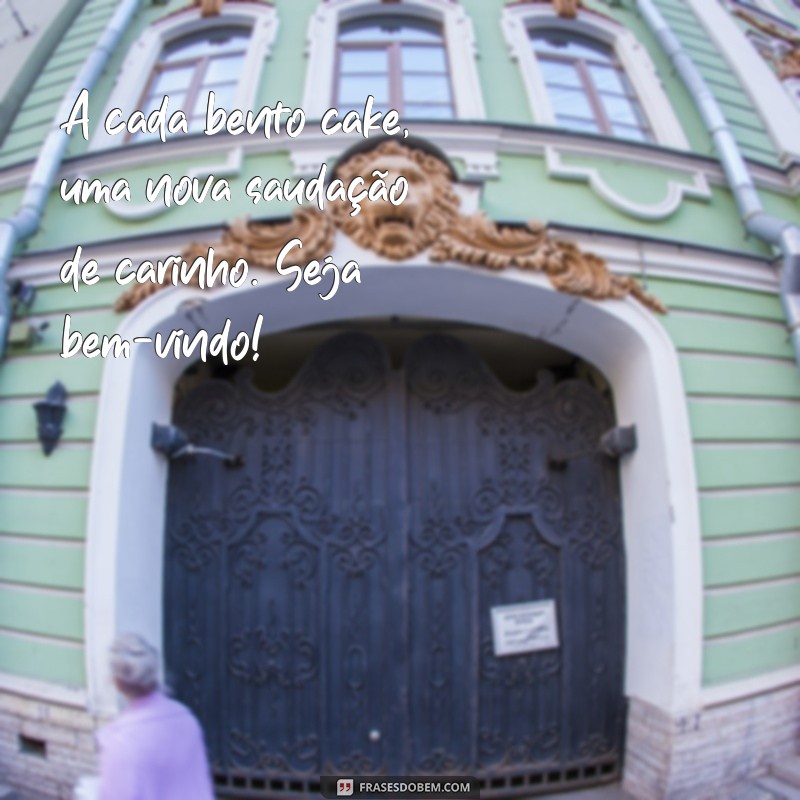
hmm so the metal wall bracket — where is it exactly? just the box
[151,423,243,467]
[549,425,637,470]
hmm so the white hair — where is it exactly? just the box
[110,633,159,694]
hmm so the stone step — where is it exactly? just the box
[774,758,800,790]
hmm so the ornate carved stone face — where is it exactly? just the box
[331,141,461,260]
[116,140,666,315]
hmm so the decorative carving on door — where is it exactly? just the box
[165,332,625,797]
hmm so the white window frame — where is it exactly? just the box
[502,5,689,150]
[90,4,278,150]
[301,0,485,121]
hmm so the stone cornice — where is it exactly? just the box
[0,122,797,198]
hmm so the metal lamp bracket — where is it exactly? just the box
[151,423,243,468]
[549,425,637,470]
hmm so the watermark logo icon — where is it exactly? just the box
[337,779,354,796]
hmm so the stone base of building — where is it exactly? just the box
[0,691,99,800]
[624,684,800,799]
[0,682,798,800]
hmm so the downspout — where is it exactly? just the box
[636,0,800,365]
[0,0,145,360]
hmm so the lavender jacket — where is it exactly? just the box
[97,691,215,800]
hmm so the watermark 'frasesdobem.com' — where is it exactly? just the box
[320,776,480,800]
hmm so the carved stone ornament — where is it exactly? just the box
[195,0,225,17]
[115,141,666,315]
[732,8,800,80]
[552,0,582,19]
[779,48,800,80]
[505,0,584,19]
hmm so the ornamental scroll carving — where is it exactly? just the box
[778,48,800,80]
[733,8,800,80]
[506,0,584,19]
[115,141,665,314]
[552,0,583,19]
[194,0,225,17]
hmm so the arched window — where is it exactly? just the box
[336,16,454,119]
[502,6,689,149]
[530,29,653,142]
[134,27,249,140]
[91,4,278,150]
[302,0,484,122]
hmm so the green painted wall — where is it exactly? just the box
[0,0,798,695]
[0,269,798,689]
[648,276,800,685]
[0,0,775,170]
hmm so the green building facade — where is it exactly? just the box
[0,0,799,797]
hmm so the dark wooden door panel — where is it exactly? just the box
[164,332,626,797]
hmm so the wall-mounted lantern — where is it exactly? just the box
[33,382,68,456]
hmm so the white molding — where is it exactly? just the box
[684,0,800,164]
[0,672,88,709]
[301,0,485,121]
[102,147,244,220]
[501,5,690,150]
[784,77,800,114]
[555,231,778,293]
[7,215,778,295]
[4,122,796,197]
[544,145,711,220]
[89,4,279,152]
[702,664,800,707]
[287,129,499,180]
[84,237,704,718]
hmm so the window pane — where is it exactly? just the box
[340,18,442,44]
[612,123,650,142]
[539,59,582,88]
[404,103,454,119]
[531,30,654,141]
[548,86,595,120]
[556,115,600,133]
[205,53,244,84]
[401,45,448,73]
[339,75,390,104]
[590,64,627,95]
[532,32,612,63]
[403,74,452,103]
[340,48,389,74]
[601,93,646,127]
[150,65,194,95]
[198,84,237,114]
[339,104,392,116]
[163,29,248,62]
[142,90,186,115]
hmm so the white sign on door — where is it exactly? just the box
[490,600,559,657]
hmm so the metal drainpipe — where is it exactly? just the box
[0,0,144,360]
[636,0,800,365]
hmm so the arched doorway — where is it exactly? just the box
[163,326,626,796]
[85,261,703,796]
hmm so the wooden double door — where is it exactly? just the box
[164,332,626,797]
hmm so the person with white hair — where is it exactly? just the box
[96,633,215,800]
